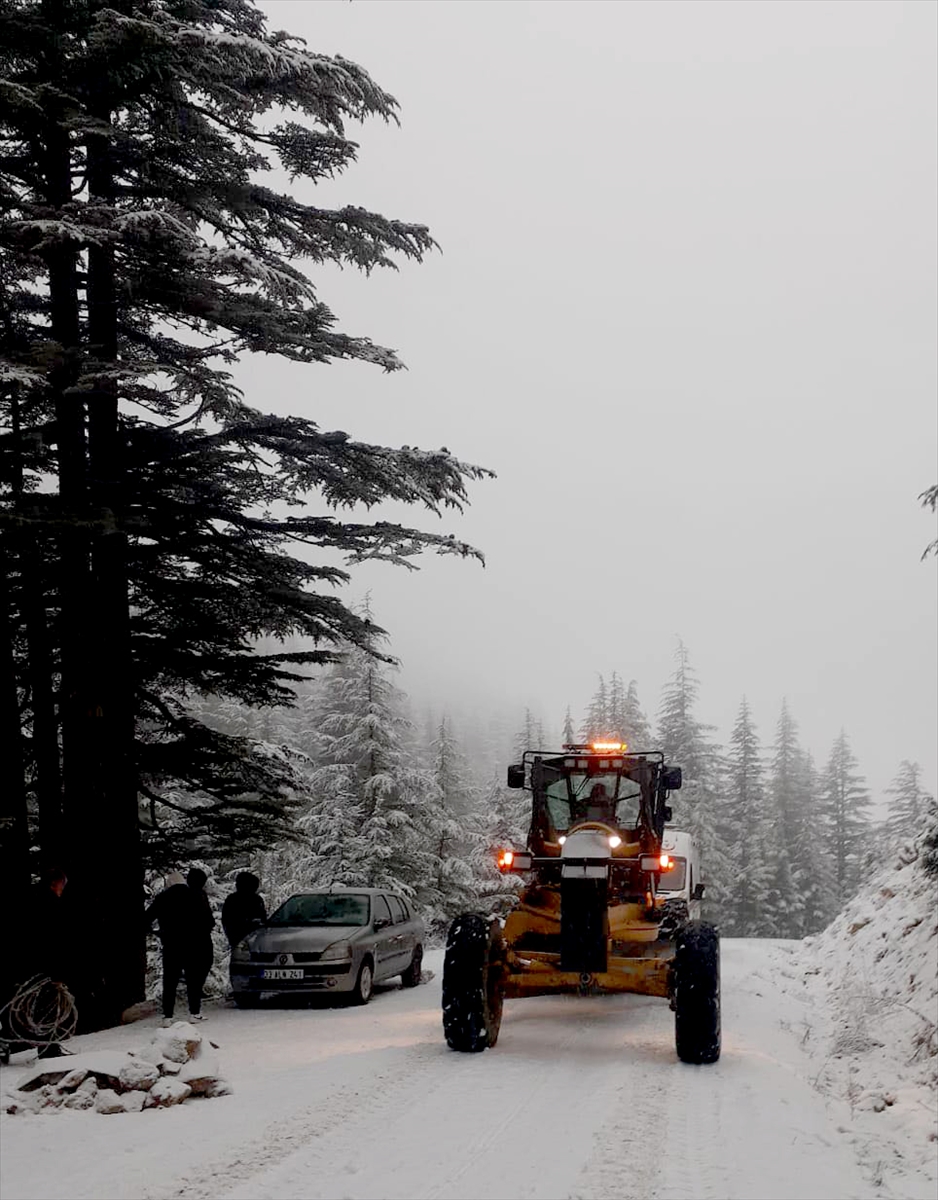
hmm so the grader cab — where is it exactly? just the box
[441,742,721,1064]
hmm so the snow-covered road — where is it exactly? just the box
[0,939,923,1200]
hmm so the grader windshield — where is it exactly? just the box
[525,746,667,854]
[542,774,643,833]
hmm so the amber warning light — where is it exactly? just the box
[497,849,532,872]
[641,853,675,872]
[591,741,625,753]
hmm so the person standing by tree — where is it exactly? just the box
[221,873,266,948]
[145,869,215,1025]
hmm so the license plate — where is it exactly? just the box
[261,968,304,980]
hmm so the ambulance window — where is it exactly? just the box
[657,857,687,892]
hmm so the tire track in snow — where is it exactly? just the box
[566,1031,676,1200]
[211,999,599,1200]
[160,1039,446,1200]
[211,993,675,1200]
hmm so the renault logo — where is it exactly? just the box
[278,953,289,966]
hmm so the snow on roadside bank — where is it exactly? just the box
[792,829,938,1199]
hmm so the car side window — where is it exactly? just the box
[386,895,406,924]
[373,894,392,926]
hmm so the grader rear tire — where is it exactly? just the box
[673,921,721,1064]
[442,914,504,1052]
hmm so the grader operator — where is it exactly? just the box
[441,742,721,1064]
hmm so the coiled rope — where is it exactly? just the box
[0,975,78,1048]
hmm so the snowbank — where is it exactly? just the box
[794,832,938,1197]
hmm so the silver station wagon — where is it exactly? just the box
[229,888,425,1006]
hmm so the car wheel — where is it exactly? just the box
[673,920,721,1064]
[351,959,374,1005]
[400,945,423,988]
[442,914,504,1052]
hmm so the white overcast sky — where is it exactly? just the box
[248,0,937,804]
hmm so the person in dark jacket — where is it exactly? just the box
[221,872,267,948]
[145,868,215,1024]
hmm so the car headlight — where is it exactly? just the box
[320,940,353,962]
[233,940,251,956]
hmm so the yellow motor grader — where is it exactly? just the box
[442,742,720,1063]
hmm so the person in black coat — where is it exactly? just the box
[221,872,267,947]
[145,868,215,1023]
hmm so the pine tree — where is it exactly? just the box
[607,672,626,740]
[720,698,770,935]
[562,706,576,745]
[500,710,542,844]
[512,708,542,760]
[762,850,798,941]
[580,675,608,741]
[764,700,807,937]
[432,717,480,813]
[622,678,652,749]
[418,716,488,930]
[0,0,489,1010]
[885,761,933,847]
[299,641,434,897]
[819,730,872,894]
[655,640,729,915]
[792,750,836,935]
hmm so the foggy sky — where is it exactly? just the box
[247,0,937,805]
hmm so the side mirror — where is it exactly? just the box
[662,766,682,791]
[692,883,705,901]
[506,764,525,788]
[373,917,390,931]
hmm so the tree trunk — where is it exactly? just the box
[0,558,31,901]
[40,0,111,1021]
[20,538,63,866]
[6,388,65,867]
[83,106,145,1016]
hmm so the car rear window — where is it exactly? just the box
[267,893,370,926]
[386,895,406,923]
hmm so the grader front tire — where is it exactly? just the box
[442,914,504,1053]
[673,920,721,1064]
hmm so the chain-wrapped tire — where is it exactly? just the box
[673,920,721,1064]
[442,914,504,1052]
